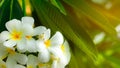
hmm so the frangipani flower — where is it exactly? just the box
[0,19,24,48]
[27,55,51,68]
[0,43,17,60]
[19,17,37,52]
[36,30,64,63]
[51,40,71,68]
[6,55,26,68]
[6,51,27,68]
[0,16,71,68]
[0,44,27,68]
[0,17,37,52]
[27,55,38,68]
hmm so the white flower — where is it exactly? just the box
[36,30,64,63]
[0,16,71,68]
[27,55,38,68]
[0,19,24,48]
[27,55,51,68]
[51,40,71,68]
[6,55,26,68]
[0,43,17,60]
[6,51,27,68]
[19,17,37,52]
[0,17,38,52]
[0,44,27,68]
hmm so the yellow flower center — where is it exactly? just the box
[26,35,32,40]
[27,65,33,68]
[39,34,44,40]
[11,31,22,40]
[0,64,6,68]
[38,63,50,67]
[51,55,60,61]
[7,48,15,55]
[38,63,44,67]
[44,40,51,48]
[61,45,65,52]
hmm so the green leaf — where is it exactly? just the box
[104,55,120,67]
[63,0,116,36]
[10,0,24,19]
[30,0,98,62]
[22,0,26,16]
[0,0,23,32]
[0,0,10,32]
[50,0,67,15]
[0,0,4,7]
[68,52,79,68]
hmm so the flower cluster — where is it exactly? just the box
[0,17,71,68]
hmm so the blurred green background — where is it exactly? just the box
[1,0,120,68]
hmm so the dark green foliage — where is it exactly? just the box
[0,0,23,32]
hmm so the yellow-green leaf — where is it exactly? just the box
[50,0,66,15]
[63,0,116,36]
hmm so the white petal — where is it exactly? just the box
[6,19,22,33]
[27,55,38,67]
[63,40,71,64]
[33,26,47,36]
[51,57,66,68]
[6,56,26,68]
[26,39,37,52]
[14,53,27,65]
[57,62,65,68]
[36,40,46,52]
[50,31,64,47]
[22,23,34,35]
[22,16,34,26]
[49,47,63,58]
[0,45,8,59]
[52,60,57,68]
[0,31,10,43]
[52,60,65,68]
[22,17,34,35]
[17,39,26,52]
[37,40,50,63]
[14,64,26,68]
[6,56,16,68]
[44,29,51,41]
[51,40,71,66]
[38,51,50,63]
[3,40,16,47]
[49,47,68,66]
